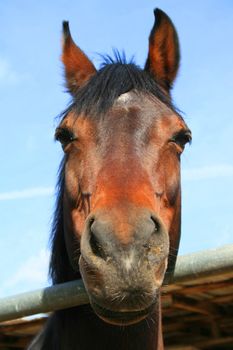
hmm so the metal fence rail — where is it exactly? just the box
[0,245,232,323]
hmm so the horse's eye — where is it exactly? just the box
[55,127,76,148]
[170,130,192,150]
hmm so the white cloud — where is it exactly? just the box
[212,225,232,247]
[0,186,54,201]
[182,164,233,181]
[0,57,22,85]
[1,249,50,297]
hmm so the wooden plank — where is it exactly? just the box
[0,317,45,336]
[212,293,233,304]
[172,295,220,316]
[195,336,233,347]
[170,280,233,296]
[166,347,200,350]
[0,336,30,348]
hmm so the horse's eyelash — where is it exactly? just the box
[55,127,76,143]
[170,130,192,145]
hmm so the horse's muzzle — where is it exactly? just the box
[79,208,169,325]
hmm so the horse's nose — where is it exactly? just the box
[81,210,168,265]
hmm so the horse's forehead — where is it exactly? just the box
[115,91,171,116]
[62,92,177,138]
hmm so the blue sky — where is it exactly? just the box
[0,0,233,298]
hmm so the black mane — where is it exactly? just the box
[60,55,177,120]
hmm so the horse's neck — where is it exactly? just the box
[50,298,164,350]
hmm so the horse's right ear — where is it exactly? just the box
[62,21,96,95]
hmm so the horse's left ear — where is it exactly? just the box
[145,9,180,92]
[62,21,97,94]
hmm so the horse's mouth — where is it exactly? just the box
[91,300,156,326]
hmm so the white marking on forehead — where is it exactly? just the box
[117,92,132,103]
[123,250,135,272]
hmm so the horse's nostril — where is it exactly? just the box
[151,216,160,233]
[89,217,95,226]
[89,225,107,260]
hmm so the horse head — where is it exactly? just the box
[52,9,191,326]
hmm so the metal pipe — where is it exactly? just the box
[174,244,233,283]
[0,244,232,322]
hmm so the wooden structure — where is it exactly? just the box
[163,266,233,348]
[0,245,232,349]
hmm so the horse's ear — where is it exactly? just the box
[145,9,180,92]
[62,21,96,94]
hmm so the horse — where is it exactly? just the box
[29,8,191,350]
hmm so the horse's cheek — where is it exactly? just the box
[71,208,86,240]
